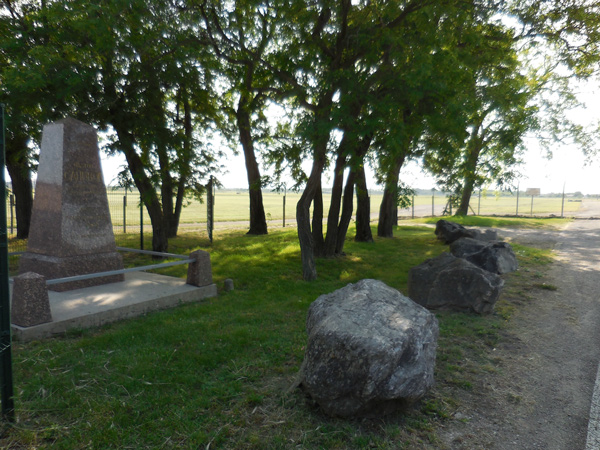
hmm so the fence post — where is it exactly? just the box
[411,195,415,219]
[478,190,481,216]
[122,193,127,234]
[0,104,15,422]
[140,195,144,250]
[9,195,14,235]
[530,195,534,217]
[207,176,214,243]
[283,186,286,228]
[516,185,520,216]
[561,183,566,218]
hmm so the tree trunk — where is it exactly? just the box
[456,178,476,216]
[336,169,355,254]
[115,126,169,253]
[456,137,483,216]
[296,107,330,280]
[377,153,406,238]
[297,165,323,280]
[104,55,169,252]
[6,163,33,240]
[5,135,33,239]
[237,102,268,235]
[312,180,325,258]
[160,147,177,239]
[355,164,374,243]
[170,90,194,236]
[323,137,349,256]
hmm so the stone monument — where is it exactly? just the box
[19,117,124,291]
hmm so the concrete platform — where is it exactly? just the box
[11,272,217,342]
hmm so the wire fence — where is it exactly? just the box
[6,186,593,256]
[397,190,591,219]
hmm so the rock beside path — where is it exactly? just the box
[408,253,504,314]
[450,237,518,274]
[435,219,499,244]
[298,279,439,417]
[435,219,476,244]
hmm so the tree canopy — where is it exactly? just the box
[1,0,597,277]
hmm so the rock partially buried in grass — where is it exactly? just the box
[298,279,439,418]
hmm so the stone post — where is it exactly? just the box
[186,250,213,287]
[11,272,52,327]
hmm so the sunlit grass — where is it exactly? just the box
[410,215,571,229]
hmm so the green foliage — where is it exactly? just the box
[1,0,224,248]
[422,20,541,211]
[396,183,416,209]
[510,0,600,78]
[2,0,595,261]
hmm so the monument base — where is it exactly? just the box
[19,252,125,292]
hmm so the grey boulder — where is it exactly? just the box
[408,253,504,314]
[435,219,498,244]
[435,219,476,244]
[298,279,439,417]
[450,237,518,274]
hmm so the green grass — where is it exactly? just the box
[2,222,556,449]
[413,215,571,229]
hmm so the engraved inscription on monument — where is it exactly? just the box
[19,117,124,291]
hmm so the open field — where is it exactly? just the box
[5,189,583,255]
[1,218,563,449]
[102,190,583,230]
[5,189,581,238]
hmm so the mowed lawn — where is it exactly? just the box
[2,218,560,449]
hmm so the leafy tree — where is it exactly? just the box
[200,0,276,235]
[506,1,600,160]
[0,0,64,238]
[366,0,487,237]
[2,0,221,252]
[510,0,600,78]
[424,23,540,215]
[266,0,471,279]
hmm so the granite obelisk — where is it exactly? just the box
[19,118,124,291]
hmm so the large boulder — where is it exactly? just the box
[435,219,476,244]
[450,237,518,274]
[407,253,504,314]
[298,279,439,418]
[435,219,498,244]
